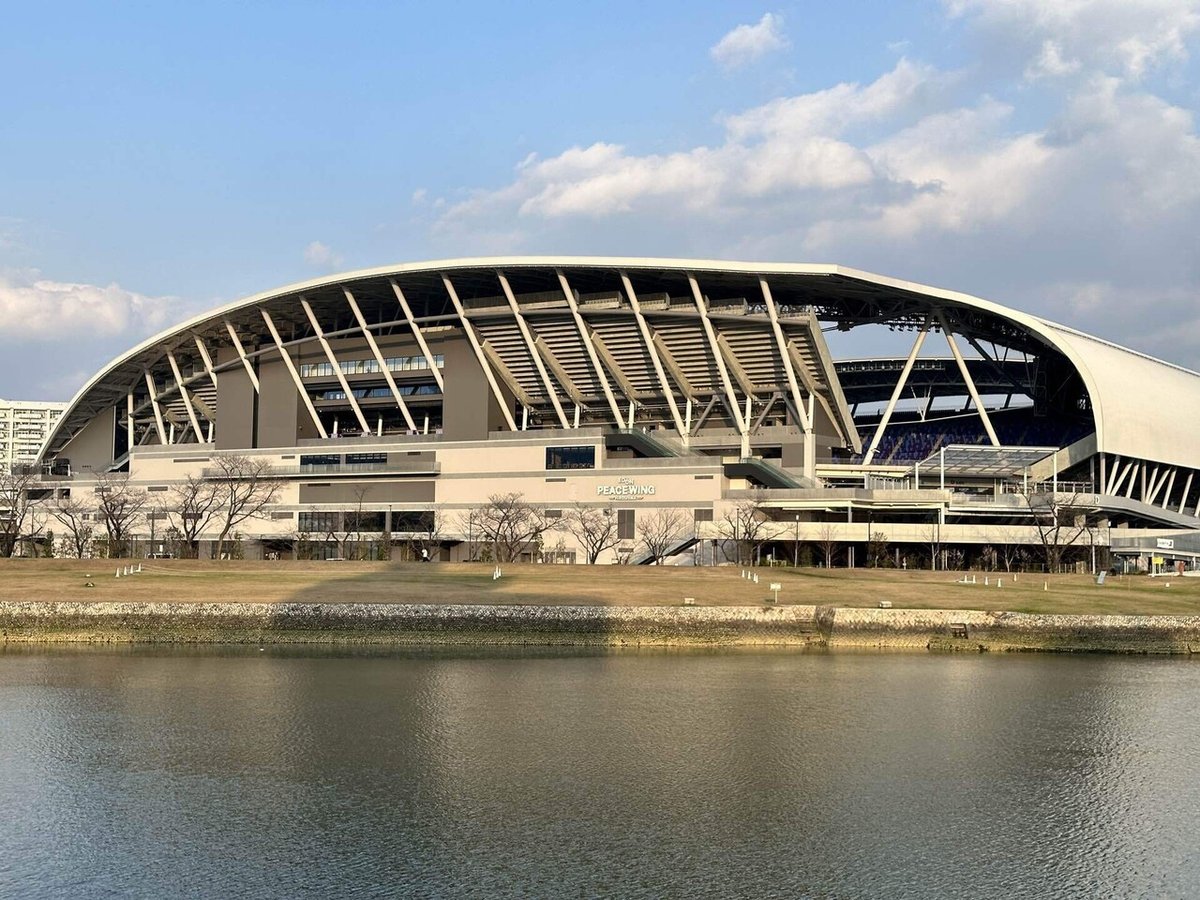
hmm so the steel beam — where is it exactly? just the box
[442,274,518,431]
[391,280,445,392]
[223,320,260,392]
[344,288,419,433]
[261,309,328,439]
[1179,472,1194,515]
[621,273,687,440]
[498,272,570,428]
[939,315,1000,447]
[760,278,812,435]
[556,270,625,428]
[193,336,219,388]
[863,321,930,465]
[1162,468,1177,509]
[166,351,205,443]
[587,329,640,403]
[301,298,371,436]
[687,274,748,454]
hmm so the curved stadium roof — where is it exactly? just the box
[41,257,1200,471]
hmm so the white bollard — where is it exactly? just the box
[985,576,989,586]
[1044,581,1048,591]
[997,579,1002,588]
[753,573,759,584]
[115,568,120,578]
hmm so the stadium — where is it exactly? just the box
[30,257,1200,570]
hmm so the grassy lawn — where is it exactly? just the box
[1,559,1198,616]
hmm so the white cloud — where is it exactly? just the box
[436,59,939,234]
[0,271,174,341]
[303,240,343,269]
[428,3,1200,368]
[1024,39,1081,80]
[710,13,788,70]
[947,0,1200,80]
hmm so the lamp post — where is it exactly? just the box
[793,514,800,567]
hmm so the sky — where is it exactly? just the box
[1,0,1199,400]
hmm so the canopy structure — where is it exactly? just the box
[38,258,1200,515]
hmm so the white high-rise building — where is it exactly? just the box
[0,399,68,472]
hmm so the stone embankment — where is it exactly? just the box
[2,601,1200,654]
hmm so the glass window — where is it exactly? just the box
[346,453,387,465]
[617,509,635,541]
[546,446,596,470]
[300,454,341,468]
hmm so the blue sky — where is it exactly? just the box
[2,1,1199,398]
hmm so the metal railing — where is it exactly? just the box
[200,460,440,479]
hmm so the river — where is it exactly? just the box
[1,647,1197,898]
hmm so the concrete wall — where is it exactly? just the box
[441,338,511,440]
[58,406,116,472]
[256,353,302,448]
[215,346,257,450]
[298,480,436,504]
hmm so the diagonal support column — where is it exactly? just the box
[760,278,812,435]
[687,274,748,456]
[498,272,570,428]
[863,320,930,465]
[193,336,218,388]
[1162,468,1178,509]
[301,297,371,435]
[261,309,328,439]
[143,371,167,445]
[620,273,687,441]
[344,288,418,433]
[1178,472,1194,515]
[442,274,518,431]
[391,280,445,392]
[166,351,204,443]
[557,270,625,428]
[223,320,260,392]
[940,314,1000,447]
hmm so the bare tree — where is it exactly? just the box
[345,486,370,560]
[94,473,148,558]
[636,508,688,565]
[1023,489,1094,573]
[408,510,443,562]
[867,529,890,568]
[208,454,281,560]
[49,493,95,558]
[719,496,770,566]
[562,503,621,564]
[162,475,222,559]
[922,521,942,571]
[471,493,556,563]
[0,468,41,558]
[816,521,839,569]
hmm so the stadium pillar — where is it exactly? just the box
[344,288,418,433]
[760,277,813,478]
[556,270,626,430]
[939,313,1000,447]
[687,274,749,456]
[499,272,570,429]
[620,273,688,442]
[863,319,930,465]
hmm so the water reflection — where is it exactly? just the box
[1,648,1197,898]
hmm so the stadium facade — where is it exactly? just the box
[30,257,1200,569]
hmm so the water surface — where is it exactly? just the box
[0,647,1196,898]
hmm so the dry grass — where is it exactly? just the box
[1,559,1198,615]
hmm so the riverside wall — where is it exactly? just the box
[3,601,1200,653]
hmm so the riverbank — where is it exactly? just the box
[4,601,1200,653]
[3,560,1199,615]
